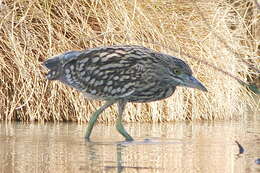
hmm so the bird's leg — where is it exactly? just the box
[85,100,116,140]
[116,100,134,141]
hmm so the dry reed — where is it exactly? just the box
[0,0,259,123]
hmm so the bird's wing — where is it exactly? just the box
[67,49,151,99]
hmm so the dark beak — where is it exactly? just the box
[181,75,208,92]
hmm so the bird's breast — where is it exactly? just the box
[127,85,176,102]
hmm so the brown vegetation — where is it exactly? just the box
[0,0,259,122]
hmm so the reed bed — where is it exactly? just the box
[0,0,259,122]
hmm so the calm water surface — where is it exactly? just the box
[0,118,259,173]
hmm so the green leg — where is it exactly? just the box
[116,100,134,141]
[85,100,115,140]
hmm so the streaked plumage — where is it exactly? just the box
[43,45,207,141]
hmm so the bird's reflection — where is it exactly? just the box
[85,141,126,173]
[85,140,160,173]
[116,143,124,173]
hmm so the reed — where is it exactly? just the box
[0,0,259,122]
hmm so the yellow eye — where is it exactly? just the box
[174,69,181,75]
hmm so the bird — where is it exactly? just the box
[43,45,207,141]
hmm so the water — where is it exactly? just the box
[0,119,259,173]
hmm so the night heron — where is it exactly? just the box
[43,45,207,141]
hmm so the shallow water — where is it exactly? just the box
[0,118,259,173]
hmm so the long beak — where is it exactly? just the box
[180,74,208,92]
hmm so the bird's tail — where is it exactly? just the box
[42,56,62,80]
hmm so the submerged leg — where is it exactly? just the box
[85,100,116,140]
[116,100,134,141]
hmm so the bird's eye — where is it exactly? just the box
[173,69,181,75]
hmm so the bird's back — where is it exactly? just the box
[43,45,178,102]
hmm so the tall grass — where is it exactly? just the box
[0,0,259,122]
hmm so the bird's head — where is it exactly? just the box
[158,54,207,92]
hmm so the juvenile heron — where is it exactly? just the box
[43,45,207,141]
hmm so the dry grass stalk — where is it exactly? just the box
[0,0,259,123]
